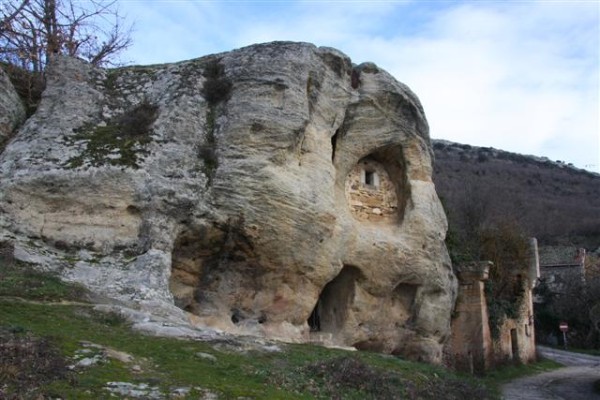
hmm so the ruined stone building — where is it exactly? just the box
[448,239,540,374]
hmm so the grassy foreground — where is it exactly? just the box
[0,260,558,399]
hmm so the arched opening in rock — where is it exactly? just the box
[308,265,362,334]
[169,230,205,312]
[169,226,226,313]
[345,145,408,224]
[391,283,418,324]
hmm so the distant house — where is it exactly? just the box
[537,246,586,295]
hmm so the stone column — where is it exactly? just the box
[449,261,493,374]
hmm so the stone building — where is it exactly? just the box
[537,246,586,294]
[448,239,540,374]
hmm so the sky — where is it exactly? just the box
[116,0,600,173]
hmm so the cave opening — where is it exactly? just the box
[169,231,205,312]
[169,225,226,314]
[307,265,362,333]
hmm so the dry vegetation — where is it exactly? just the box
[432,140,600,249]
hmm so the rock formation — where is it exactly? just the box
[0,42,456,363]
[0,67,25,149]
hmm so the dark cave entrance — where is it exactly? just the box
[307,265,362,333]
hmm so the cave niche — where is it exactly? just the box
[169,226,225,313]
[308,265,363,334]
[345,144,408,224]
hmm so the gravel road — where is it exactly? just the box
[501,346,600,400]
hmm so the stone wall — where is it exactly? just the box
[345,158,398,223]
[449,239,539,373]
[493,305,536,365]
[447,262,493,374]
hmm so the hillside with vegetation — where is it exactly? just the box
[0,256,509,399]
[432,140,600,250]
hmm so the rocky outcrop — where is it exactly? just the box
[0,67,26,150]
[0,42,456,363]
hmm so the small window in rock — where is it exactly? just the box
[363,170,378,188]
[345,156,400,223]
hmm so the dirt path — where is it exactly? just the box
[502,346,600,400]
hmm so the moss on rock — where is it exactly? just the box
[64,101,158,169]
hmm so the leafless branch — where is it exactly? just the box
[0,0,132,72]
[0,0,30,34]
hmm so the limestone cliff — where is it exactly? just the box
[0,42,456,363]
[0,67,25,149]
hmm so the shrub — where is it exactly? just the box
[116,101,159,137]
[477,152,489,162]
[201,59,231,104]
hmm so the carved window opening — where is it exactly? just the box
[363,169,379,188]
[308,265,362,334]
[344,145,408,224]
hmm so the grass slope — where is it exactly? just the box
[0,260,559,399]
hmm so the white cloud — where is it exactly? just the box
[340,3,599,171]
[118,1,599,172]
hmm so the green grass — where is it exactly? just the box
[0,260,559,399]
[482,358,562,385]
[0,261,89,301]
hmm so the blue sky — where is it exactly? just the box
[116,1,599,172]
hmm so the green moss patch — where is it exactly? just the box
[64,101,158,169]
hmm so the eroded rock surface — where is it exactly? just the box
[0,42,456,363]
[0,67,25,149]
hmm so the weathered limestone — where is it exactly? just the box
[0,42,456,363]
[0,67,26,149]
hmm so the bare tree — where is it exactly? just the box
[0,0,132,73]
[0,0,30,33]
